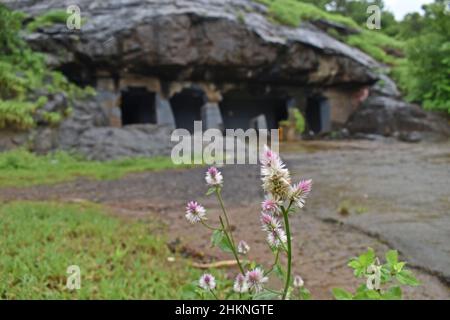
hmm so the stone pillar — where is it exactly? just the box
[201,102,224,130]
[249,114,268,130]
[96,77,121,127]
[155,93,176,129]
[319,97,331,132]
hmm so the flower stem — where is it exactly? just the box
[216,190,236,242]
[219,216,245,274]
[215,189,244,274]
[210,289,219,300]
[201,220,220,231]
[281,201,293,300]
[264,249,280,276]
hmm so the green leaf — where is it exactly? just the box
[382,286,402,300]
[181,281,201,299]
[252,290,280,300]
[348,259,361,270]
[210,230,233,253]
[394,262,406,273]
[332,288,353,300]
[380,265,392,283]
[211,230,222,246]
[348,259,365,277]
[299,287,311,300]
[365,290,381,300]
[356,284,367,294]
[206,187,216,196]
[358,248,375,268]
[385,250,398,266]
[274,263,285,280]
[396,270,420,286]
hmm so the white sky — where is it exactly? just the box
[383,0,436,20]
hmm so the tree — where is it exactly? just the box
[397,1,450,113]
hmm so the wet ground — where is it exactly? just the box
[1,140,449,299]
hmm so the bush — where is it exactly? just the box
[0,5,91,130]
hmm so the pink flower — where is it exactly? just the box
[261,197,280,215]
[260,145,279,167]
[289,179,312,208]
[185,201,206,224]
[260,213,282,232]
[245,268,268,293]
[205,167,223,187]
[260,146,291,200]
[237,240,250,255]
[267,228,287,248]
[233,274,249,293]
[199,273,216,290]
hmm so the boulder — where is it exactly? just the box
[76,125,174,161]
[346,95,450,140]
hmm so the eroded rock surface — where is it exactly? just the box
[347,95,450,140]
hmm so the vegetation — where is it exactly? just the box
[26,10,70,32]
[255,0,450,113]
[0,149,189,187]
[0,201,201,299]
[256,0,360,29]
[394,1,450,113]
[333,248,420,300]
[0,5,91,130]
[185,148,419,300]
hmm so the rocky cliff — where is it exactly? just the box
[4,0,449,159]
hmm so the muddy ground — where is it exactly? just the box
[1,140,449,299]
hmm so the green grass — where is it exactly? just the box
[256,0,359,29]
[254,0,404,65]
[0,201,202,299]
[26,10,70,32]
[346,30,404,65]
[0,149,189,187]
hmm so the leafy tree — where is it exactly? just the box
[396,1,450,113]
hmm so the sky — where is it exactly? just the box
[383,0,436,20]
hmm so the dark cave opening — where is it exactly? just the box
[120,87,157,125]
[219,91,289,130]
[170,88,206,133]
[305,96,331,134]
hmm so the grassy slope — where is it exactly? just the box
[0,201,202,299]
[0,149,190,188]
[255,0,404,65]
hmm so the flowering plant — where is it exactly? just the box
[183,146,419,300]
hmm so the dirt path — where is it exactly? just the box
[1,140,449,299]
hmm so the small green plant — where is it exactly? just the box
[26,10,70,32]
[292,109,306,134]
[332,248,420,300]
[0,5,91,130]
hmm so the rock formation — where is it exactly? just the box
[4,0,448,159]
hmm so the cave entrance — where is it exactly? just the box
[170,88,206,133]
[219,91,289,130]
[305,96,331,134]
[120,87,157,126]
